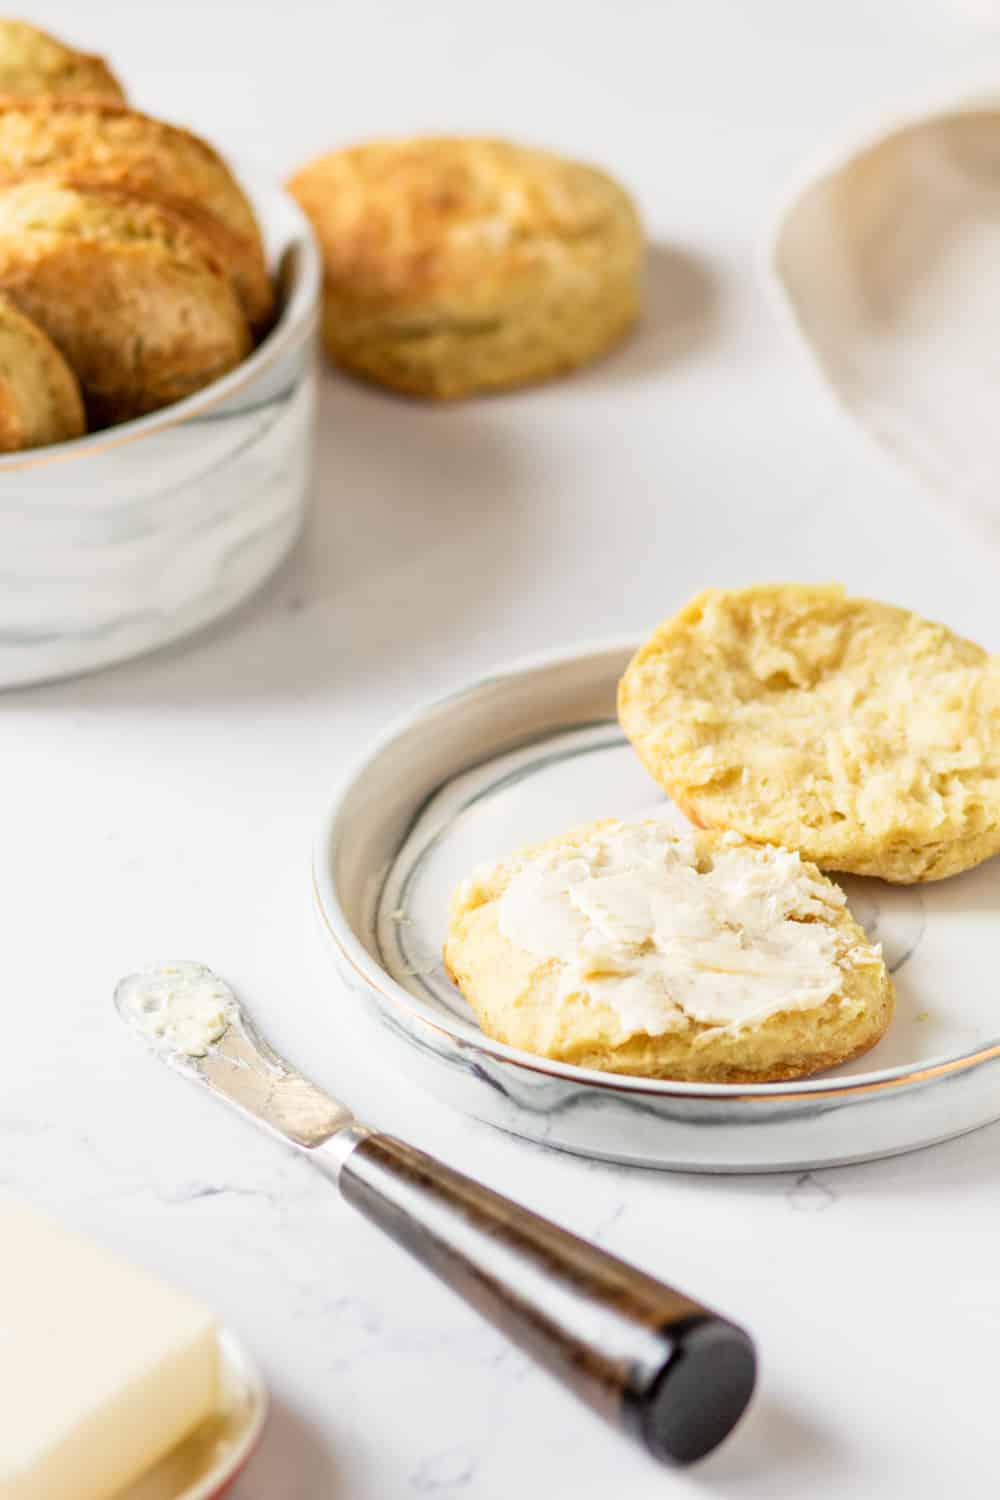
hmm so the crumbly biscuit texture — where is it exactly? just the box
[0,291,83,449]
[0,99,272,327]
[288,136,643,396]
[619,584,1000,882]
[0,182,251,426]
[444,819,893,1082]
[0,20,124,100]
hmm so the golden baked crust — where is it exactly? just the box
[619,584,1000,883]
[0,99,272,328]
[0,292,83,449]
[0,20,124,101]
[444,821,893,1083]
[0,182,251,426]
[287,136,643,397]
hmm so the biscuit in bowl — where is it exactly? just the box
[0,292,83,450]
[0,20,124,101]
[0,181,251,427]
[619,584,1000,882]
[444,819,893,1083]
[287,136,643,397]
[0,99,272,329]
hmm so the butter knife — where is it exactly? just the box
[115,962,756,1466]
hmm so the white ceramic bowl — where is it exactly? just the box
[0,176,321,688]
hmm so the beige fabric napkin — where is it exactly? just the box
[770,75,1000,547]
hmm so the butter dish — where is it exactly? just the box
[769,75,1000,551]
[122,1331,266,1500]
[0,1192,266,1500]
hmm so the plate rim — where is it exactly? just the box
[314,637,1000,1106]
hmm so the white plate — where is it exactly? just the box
[121,1329,267,1500]
[315,642,1000,1172]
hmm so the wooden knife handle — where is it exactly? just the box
[337,1130,756,1465]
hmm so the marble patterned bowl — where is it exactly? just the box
[0,175,321,689]
[314,642,1000,1173]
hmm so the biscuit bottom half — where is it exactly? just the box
[321,275,639,399]
[444,820,894,1084]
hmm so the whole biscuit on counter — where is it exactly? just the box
[444,819,893,1083]
[619,584,1000,882]
[0,293,84,450]
[0,99,272,329]
[288,136,643,397]
[0,19,124,101]
[0,182,251,427]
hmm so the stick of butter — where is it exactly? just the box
[0,1196,220,1500]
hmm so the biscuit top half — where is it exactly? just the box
[619,583,1000,880]
[454,820,882,1038]
[288,136,642,317]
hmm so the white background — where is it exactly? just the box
[8,2,1000,1495]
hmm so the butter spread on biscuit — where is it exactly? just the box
[497,823,881,1036]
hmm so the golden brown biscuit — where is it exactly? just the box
[288,136,643,397]
[445,820,893,1083]
[619,584,1000,883]
[0,99,272,328]
[0,182,251,426]
[0,20,124,101]
[0,292,84,450]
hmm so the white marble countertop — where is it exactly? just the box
[11,2,1000,1494]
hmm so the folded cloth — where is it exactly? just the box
[770,74,1000,549]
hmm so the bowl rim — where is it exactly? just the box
[0,174,321,475]
[313,635,1000,1106]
